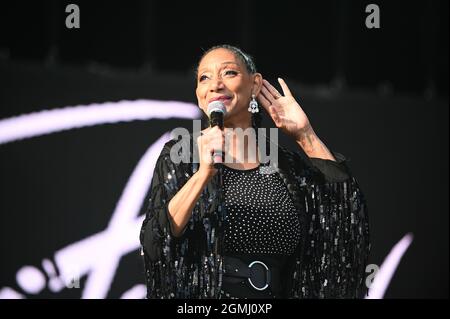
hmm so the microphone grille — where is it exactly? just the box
[207,101,227,116]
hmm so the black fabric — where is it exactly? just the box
[308,151,351,183]
[222,163,302,255]
[139,133,370,299]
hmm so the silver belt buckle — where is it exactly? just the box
[247,260,270,291]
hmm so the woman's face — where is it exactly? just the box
[196,48,261,126]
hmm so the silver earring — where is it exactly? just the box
[248,94,259,113]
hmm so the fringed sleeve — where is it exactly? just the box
[290,151,371,298]
[139,136,225,299]
[139,140,192,298]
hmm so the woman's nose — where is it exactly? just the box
[209,77,225,91]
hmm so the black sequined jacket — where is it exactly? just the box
[140,133,370,299]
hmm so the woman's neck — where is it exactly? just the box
[223,126,259,165]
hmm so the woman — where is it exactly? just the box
[139,44,370,299]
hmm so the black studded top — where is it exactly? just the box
[222,164,301,256]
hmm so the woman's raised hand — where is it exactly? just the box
[257,78,312,142]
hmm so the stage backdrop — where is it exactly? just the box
[0,59,448,298]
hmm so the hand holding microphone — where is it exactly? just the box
[196,101,227,177]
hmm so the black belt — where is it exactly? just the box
[222,255,284,298]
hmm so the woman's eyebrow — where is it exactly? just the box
[221,62,239,66]
[198,62,240,74]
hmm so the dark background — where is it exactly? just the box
[0,0,448,298]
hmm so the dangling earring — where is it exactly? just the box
[248,94,259,113]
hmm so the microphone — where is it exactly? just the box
[207,101,227,168]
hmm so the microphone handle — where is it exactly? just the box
[209,112,224,129]
[209,111,224,168]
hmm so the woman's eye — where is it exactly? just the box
[224,70,238,76]
[199,75,209,82]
